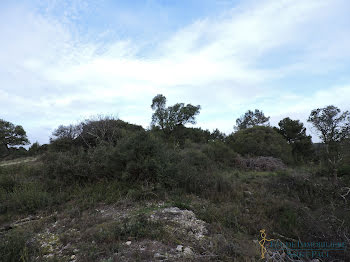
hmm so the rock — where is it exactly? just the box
[63,243,71,250]
[154,253,167,260]
[150,207,207,241]
[183,247,194,257]
[125,241,132,246]
[176,245,183,252]
[243,191,253,197]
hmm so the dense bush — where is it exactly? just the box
[227,126,293,164]
[338,163,350,177]
[174,147,235,198]
[49,117,143,152]
[109,131,176,184]
[28,142,48,156]
[0,228,39,262]
[151,126,212,147]
[202,140,237,167]
[43,131,177,186]
[6,183,50,213]
[234,156,286,171]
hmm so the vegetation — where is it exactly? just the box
[227,126,293,164]
[151,94,201,134]
[0,97,349,261]
[276,117,313,162]
[235,109,270,130]
[308,105,350,182]
[0,119,29,158]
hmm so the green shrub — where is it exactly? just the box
[0,228,39,262]
[0,173,18,193]
[174,148,235,198]
[202,140,237,167]
[338,164,350,177]
[110,131,176,184]
[4,182,50,213]
[227,126,293,164]
[42,145,115,183]
[43,131,177,186]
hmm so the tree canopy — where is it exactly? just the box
[0,119,29,154]
[151,94,201,133]
[307,105,350,144]
[277,117,313,162]
[235,109,270,130]
[308,105,350,182]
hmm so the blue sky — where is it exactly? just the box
[1,0,350,144]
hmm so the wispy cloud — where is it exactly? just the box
[1,0,349,143]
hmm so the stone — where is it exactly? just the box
[243,191,253,197]
[183,247,194,257]
[125,241,132,246]
[154,253,167,260]
[176,245,183,252]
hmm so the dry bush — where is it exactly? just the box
[235,156,286,171]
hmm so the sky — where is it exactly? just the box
[1,0,350,145]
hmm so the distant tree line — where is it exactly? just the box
[1,95,349,183]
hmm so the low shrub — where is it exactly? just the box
[110,131,176,184]
[338,163,350,177]
[42,145,115,183]
[234,156,286,171]
[202,140,238,167]
[0,173,19,193]
[42,131,178,187]
[0,228,39,262]
[173,148,236,199]
[4,182,50,213]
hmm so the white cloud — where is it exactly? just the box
[0,0,349,144]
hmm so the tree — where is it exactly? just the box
[0,119,29,155]
[151,94,201,133]
[235,109,270,130]
[308,106,350,144]
[50,124,80,151]
[227,126,293,164]
[210,128,226,142]
[277,117,313,162]
[307,105,350,182]
[50,117,143,151]
[151,94,168,130]
[28,141,40,155]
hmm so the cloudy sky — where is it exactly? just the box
[1,0,350,144]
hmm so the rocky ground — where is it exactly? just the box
[1,199,264,262]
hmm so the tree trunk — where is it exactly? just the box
[332,167,338,185]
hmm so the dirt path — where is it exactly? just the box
[0,157,37,167]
